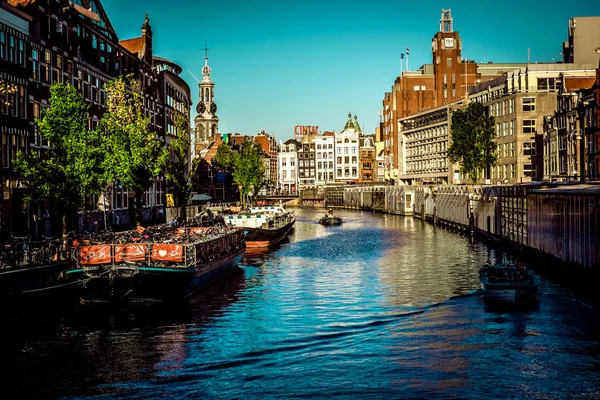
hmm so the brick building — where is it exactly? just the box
[1,0,176,235]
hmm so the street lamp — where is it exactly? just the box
[576,98,587,183]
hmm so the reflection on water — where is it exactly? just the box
[5,208,600,399]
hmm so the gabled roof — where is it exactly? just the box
[8,0,118,39]
[119,37,144,55]
[7,0,35,6]
[71,2,100,22]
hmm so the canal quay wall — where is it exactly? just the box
[315,182,600,272]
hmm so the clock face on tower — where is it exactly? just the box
[210,102,217,114]
[196,102,206,114]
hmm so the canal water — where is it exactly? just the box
[3,208,600,399]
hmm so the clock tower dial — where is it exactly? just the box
[196,102,206,114]
[210,102,217,115]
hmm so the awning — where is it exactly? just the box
[191,193,212,201]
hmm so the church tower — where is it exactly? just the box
[194,46,219,149]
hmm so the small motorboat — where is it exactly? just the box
[479,261,538,303]
[319,210,343,226]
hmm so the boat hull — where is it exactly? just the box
[71,246,244,304]
[68,228,246,304]
[0,262,80,308]
[319,216,343,226]
[479,265,538,303]
[244,218,295,248]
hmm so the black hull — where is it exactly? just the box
[0,262,80,309]
[244,218,295,248]
[69,243,246,304]
[479,265,538,303]
[319,216,343,226]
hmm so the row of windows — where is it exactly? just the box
[336,156,358,165]
[491,164,516,180]
[495,120,516,137]
[489,98,516,117]
[407,142,447,158]
[317,172,334,181]
[1,133,27,168]
[280,170,296,180]
[336,168,358,177]
[316,152,333,159]
[299,160,314,167]
[0,81,26,118]
[315,143,333,149]
[407,159,448,172]
[336,147,357,154]
[0,30,26,66]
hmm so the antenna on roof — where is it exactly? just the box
[188,70,200,83]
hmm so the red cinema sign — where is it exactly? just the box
[294,125,319,135]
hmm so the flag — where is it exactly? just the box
[401,53,404,59]
[406,47,410,54]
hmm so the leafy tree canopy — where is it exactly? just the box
[15,83,106,208]
[447,102,497,183]
[101,75,168,224]
[213,141,265,206]
[164,113,193,211]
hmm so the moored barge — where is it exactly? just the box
[67,225,245,304]
[225,205,295,249]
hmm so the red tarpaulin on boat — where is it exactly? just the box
[114,244,146,263]
[151,243,183,262]
[79,245,111,265]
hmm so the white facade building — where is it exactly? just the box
[335,113,361,183]
[314,134,335,185]
[277,139,299,195]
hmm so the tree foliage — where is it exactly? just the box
[101,75,168,225]
[212,142,236,172]
[164,112,193,214]
[447,102,497,183]
[213,141,265,206]
[14,83,107,236]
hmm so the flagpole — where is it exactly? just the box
[400,53,403,75]
[406,48,410,72]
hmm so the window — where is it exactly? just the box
[522,97,535,112]
[18,39,24,66]
[524,164,536,178]
[523,120,536,134]
[8,36,15,63]
[523,142,536,156]
[446,57,452,67]
[509,99,515,114]
[444,89,447,99]
[32,49,39,80]
[0,32,5,60]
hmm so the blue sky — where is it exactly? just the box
[101,0,599,141]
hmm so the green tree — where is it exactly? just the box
[212,142,236,172]
[101,75,168,226]
[164,112,193,218]
[14,83,107,238]
[447,102,497,183]
[213,141,265,207]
